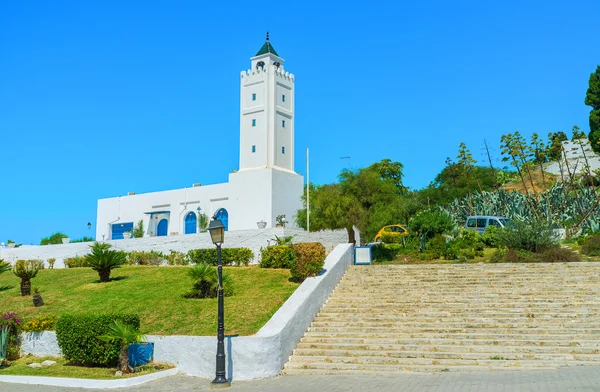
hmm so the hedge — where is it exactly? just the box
[55,314,140,366]
[260,245,297,269]
[291,243,326,281]
[187,248,254,266]
[64,256,88,268]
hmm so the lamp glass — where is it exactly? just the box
[208,219,225,245]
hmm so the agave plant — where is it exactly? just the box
[186,263,234,298]
[13,260,43,296]
[85,242,126,282]
[97,320,145,373]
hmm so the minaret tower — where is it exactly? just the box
[239,33,295,172]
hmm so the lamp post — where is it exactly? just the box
[87,222,92,230]
[208,218,230,388]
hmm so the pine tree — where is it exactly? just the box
[585,65,600,153]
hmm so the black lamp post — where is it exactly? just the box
[208,218,230,388]
[87,222,92,230]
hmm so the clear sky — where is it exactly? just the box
[0,0,598,245]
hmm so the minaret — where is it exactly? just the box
[239,33,295,172]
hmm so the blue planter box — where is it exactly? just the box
[128,342,154,367]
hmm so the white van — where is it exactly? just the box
[465,216,511,233]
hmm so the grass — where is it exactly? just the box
[0,266,299,335]
[0,356,171,379]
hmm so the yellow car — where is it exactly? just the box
[374,224,409,242]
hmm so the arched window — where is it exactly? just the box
[215,208,229,231]
[184,212,197,234]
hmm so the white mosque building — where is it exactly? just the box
[96,37,304,240]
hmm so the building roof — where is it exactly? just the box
[256,41,279,57]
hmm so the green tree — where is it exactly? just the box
[85,242,126,282]
[457,142,476,214]
[132,220,144,238]
[547,131,568,161]
[572,125,586,140]
[40,232,68,245]
[529,133,547,186]
[585,65,600,153]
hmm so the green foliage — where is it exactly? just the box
[56,314,140,366]
[13,260,43,296]
[442,231,484,261]
[184,263,234,298]
[40,232,68,245]
[22,314,56,332]
[490,245,580,263]
[581,234,600,256]
[585,65,600,153]
[290,243,326,282]
[480,226,500,247]
[409,209,455,240]
[380,232,402,243]
[547,131,568,161]
[272,235,294,245]
[127,250,166,266]
[1,312,21,362]
[367,158,406,195]
[496,220,555,253]
[197,213,209,232]
[0,260,10,275]
[166,250,188,265]
[132,220,145,238]
[70,237,94,243]
[371,243,400,262]
[186,248,253,266]
[64,256,88,268]
[97,320,145,345]
[85,242,127,282]
[260,245,297,269]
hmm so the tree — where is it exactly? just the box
[547,131,568,161]
[132,220,144,238]
[585,65,600,153]
[529,132,547,186]
[85,242,126,282]
[40,232,68,245]
[572,125,586,140]
[457,142,476,214]
[367,159,407,195]
[13,260,42,296]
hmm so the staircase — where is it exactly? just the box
[284,263,600,374]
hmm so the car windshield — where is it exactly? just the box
[499,218,512,226]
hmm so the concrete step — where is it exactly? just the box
[300,336,600,346]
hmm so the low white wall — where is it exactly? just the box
[20,331,62,357]
[0,228,351,267]
[19,243,355,380]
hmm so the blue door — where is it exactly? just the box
[215,208,228,231]
[157,219,168,236]
[184,212,197,234]
[112,222,134,240]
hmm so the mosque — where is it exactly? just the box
[96,36,304,240]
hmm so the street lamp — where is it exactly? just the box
[87,222,92,230]
[207,217,229,388]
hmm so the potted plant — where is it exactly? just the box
[257,220,267,229]
[61,237,70,244]
[98,320,150,373]
[122,232,131,240]
[275,214,287,228]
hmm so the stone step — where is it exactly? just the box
[303,330,600,339]
[300,336,600,346]
[315,314,599,321]
[308,322,600,332]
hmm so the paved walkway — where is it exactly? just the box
[3,367,600,392]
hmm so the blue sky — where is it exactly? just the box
[0,0,598,245]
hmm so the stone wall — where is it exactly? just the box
[19,243,356,380]
[0,228,353,267]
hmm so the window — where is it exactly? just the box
[282,120,285,128]
[488,219,502,227]
[282,146,285,154]
[282,94,286,102]
[252,93,256,101]
[252,119,256,127]
[466,219,476,228]
[252,145,256,153]
[477,218,487,228]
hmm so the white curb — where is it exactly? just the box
[0,367,178,389]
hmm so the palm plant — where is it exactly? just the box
[97,320,145,373]
[85,242,126,282]
[0,260,10,275]
[186,263,234,298]
[13,260,42,296]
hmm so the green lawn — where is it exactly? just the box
[0,266,299,336]
[0,356,171,379]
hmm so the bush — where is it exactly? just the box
[184,263,234,298]
[64,256,88,268]
[581,234,600,256]
[55,313,140,366]
[127,250,166,266]
[132,220,145,238]
[496,220,555,252]
[260,245,297,268]
[166,250,188,265]
[85,242,127,282]
[1,312,21,361]
[380,232,402,243]
[40,232,68,245]
[22,315,56,332]
[480,226,500,247]
[490,245,580,263]
[409,209,456,240]
[13,260,43,296]
[291,243,326,282]
[537,246,580,262]
[71,236,94,243]
[427,234,447,253]
[47,258,56,269]
[187,248,254,266]
[371,243,399,262]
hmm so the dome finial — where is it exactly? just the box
[266,31,269,41]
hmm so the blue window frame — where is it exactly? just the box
[184,212,197,234]
[282,94,285,102]
[252,145,256,153]
[252,93,256,101]
[252,119,256,127]
[282,146,285,154]
[111,222,133,240]
[282,120,285,128]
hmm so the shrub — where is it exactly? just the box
[55,313,140,366]
[98,320,145,373]
[291,243,326,282]
[409,209,456,240]
[13,260,43,296]
[47,258,56,269]
[127,250,166,266]
[132,220,145,238]
[22,315,56,332]
[40,232,68,245]
[489,245,579,263]
[187,248,254,266]
[581,234,600,256]
[371,243,400,262]
[85,242,127,282]
[260,245,297,268]
[64,256,88,268]
[184,263,234,298]
[166,250,188,265]
[1,312,21,362]
[480,226,500,247]
[496,220,555,252]
[380,232,402,243]
[427,234,447,253]
[70,236,94,243]
[537,245,581,262]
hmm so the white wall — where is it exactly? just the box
[545,138,600,178]
[0,228,350,267]
[18,244,355,380]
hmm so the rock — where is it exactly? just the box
[115,371,123,377]
[28,363,42,368]
[41,360,57,367]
